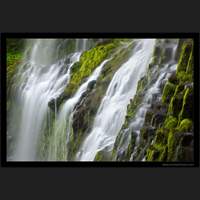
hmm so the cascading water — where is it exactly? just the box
[7,38,189,162]
[47,58,111,160]
[77,39,156,161]
[113,39,179,161]
[9,39,82,161]
[76,39,88,52]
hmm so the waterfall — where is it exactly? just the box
[9,39,82,161]
[77,39,156,161]
[113,39,179,161]
[76,39,88,51]
[47,58,111,160]
[7,38,188,162]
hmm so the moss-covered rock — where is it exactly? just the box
[64,42,117,98]
[177,71,192,83]
[178,87,193,122]
[176,40,193,74]
[177,119,192,132]
[167,131,177,161]
[164,116,177,130]
[7,52,23,86]
[66,41,135,159]
[168,84,185,117]
[162,81,176,104]
[94,150,112,161]
[127,39,194,162]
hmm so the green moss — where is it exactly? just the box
[177,71,192,83]
[162,81,176,104]
[176,40,193,74]
[186,48,193,74]
[158,146,167,161]
[176,40,193,84]
[146,147,157,161]
[177,119,192,132]
[64,42,117,97]
[146,145,165,161]
[167,131,174,161]
[146,127,168,161]
[167,131,179,161]
[141,40,194,162]
[146,142,167,161]
[94,151,104,161]
[137,76,148,93]
[164,116,177,130]
[94,150,111,161]
[122,72,150,130]
[7,39,24,89]
[7,52,23,86]
[168,84,184,117]
[178,87,193,122]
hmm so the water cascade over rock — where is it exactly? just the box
[7,38,194,162]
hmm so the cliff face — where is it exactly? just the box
[111,39,194,162]
[145,40,194,162]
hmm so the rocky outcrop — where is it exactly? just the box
[112,39,194,162]
[144,40,193,162]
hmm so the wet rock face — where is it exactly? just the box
[112,39,194,162]
[145,39,194,162]
[66,42,136,159]
[141,126,156,141]
[151,113,166,128]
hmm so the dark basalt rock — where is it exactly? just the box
[168,71,178,84]
[87,80,96,91]
[141,126,156,141]
[151,113,166,128]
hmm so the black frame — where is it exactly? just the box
[1,32,199,167]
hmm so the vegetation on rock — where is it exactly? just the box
[111,39,194,162]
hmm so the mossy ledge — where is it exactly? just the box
[64,40,130,99]
[52,39,132,109]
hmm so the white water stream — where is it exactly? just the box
[11,39,81,161]
[77,39,156,161]
[47,58,111,160]
[8,38,180,162]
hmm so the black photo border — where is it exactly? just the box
[1,32,199,167]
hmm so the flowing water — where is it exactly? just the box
[9,39,82,161]
[8,38,181,162]
[47,58,112,160]
[113,39,179,161]
[77,39,156,161]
